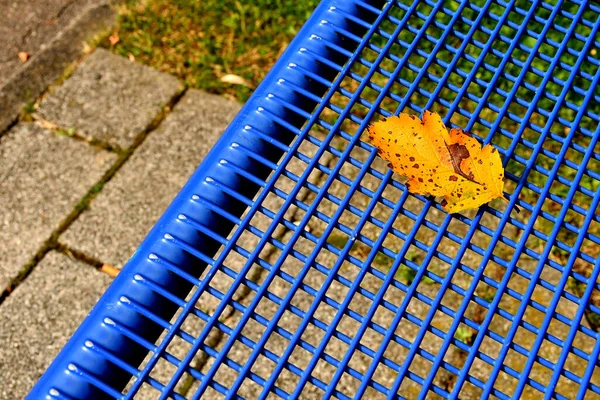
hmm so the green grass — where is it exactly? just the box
[327,234,353,251]
[395,266,435,285]
[56,127,76,137]
[586,312,600,331]
[103,0,320,102]
[455,326,475,345]
[20,101,36,121]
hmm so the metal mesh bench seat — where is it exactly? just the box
[31,0,600,399]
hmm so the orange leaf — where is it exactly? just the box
[368,111,504,213]
[18,52,29,62]
[108,34,120,46]
[100,264,120,277]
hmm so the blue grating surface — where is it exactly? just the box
[31,0,600,399]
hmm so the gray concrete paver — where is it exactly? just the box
[0,123,116,289]
[38,48,183,148]
[60,89,240,268]
[0,251,112,399]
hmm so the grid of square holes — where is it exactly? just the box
[130,1,600,399]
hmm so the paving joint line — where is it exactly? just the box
[30,115,126,153]
[55,242,103,270]
[0,87,187,306]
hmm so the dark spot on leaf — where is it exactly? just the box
[410,156,415,161]
[413,163,419,169]
[441,199,448,207]
[418,178,423,182]
[428,179,433,182]
[449,176,458,181]
[448,143,470,161]
[388,130,393,134]
[457,193,462,198]
[478,159,483,164]
[492,148,497,153]
[387,163,393,168]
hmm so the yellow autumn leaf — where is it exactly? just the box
[367,111,504,213]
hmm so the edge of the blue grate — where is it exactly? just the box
[28,1,384,398]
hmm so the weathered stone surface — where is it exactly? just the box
[38,48,182,148]
[61,89,240,267]
[0,1,117,133]
[0,252,112,399]
[0,123,116,289]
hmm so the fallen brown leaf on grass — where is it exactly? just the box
[220,73,252,87]
[109,34,120,46]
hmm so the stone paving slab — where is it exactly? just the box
[61,89,240,268]
[0,251,112,399]
[0,1,116,133]
[38,48,183,148]
[0,123,116,289]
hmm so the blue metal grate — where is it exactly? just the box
[31,0,600,399]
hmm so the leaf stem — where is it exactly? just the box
[502,192,520,213]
